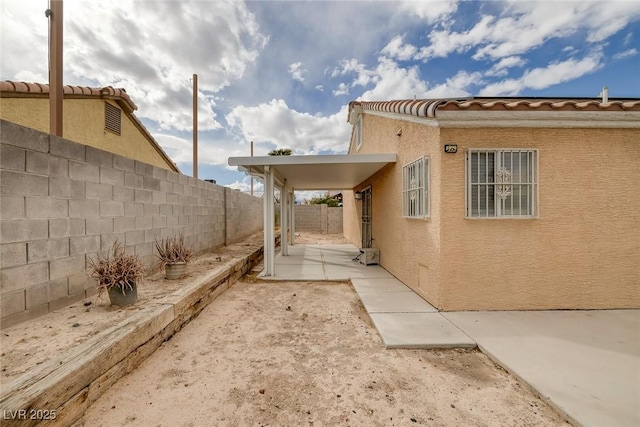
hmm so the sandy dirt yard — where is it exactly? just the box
[78,279,567,426]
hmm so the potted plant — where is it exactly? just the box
[89,241,145,307]
[155,234,194,280]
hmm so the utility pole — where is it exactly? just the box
[250,140,254,196]
[193,73,198,179]
[48,0,63,136]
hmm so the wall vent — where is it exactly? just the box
[104,102,121,135]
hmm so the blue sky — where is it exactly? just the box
[2,0,639,197]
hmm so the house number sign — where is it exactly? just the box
[444,144,458,153]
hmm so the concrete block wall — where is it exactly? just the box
[294,204,343,234]
[0,120,263,327]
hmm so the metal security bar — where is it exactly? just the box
[467,149,538,218]
[402,157,429,217]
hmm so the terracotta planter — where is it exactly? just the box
[108,282,138,306]
[165,262,187,280]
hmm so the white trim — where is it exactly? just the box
[402,156,430,218]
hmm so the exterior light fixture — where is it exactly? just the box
[354,191,363,200]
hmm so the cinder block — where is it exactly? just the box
[69,160,99,183]
[152,167,167,180]
[172,183,184,194]
[86,146,114,167]
[25,150,50,175]
[135,215,153,230]
[135,241,154,257]
[50,177,86,199]
[172,204,183,216]
[144,228,160,243]
[100,200,124,217]
[0,120,49,152]
[50,135,85,160]
[0,261,49,291]
[0,289,26,317]
[125,230,145,245]
[167,170,180,183]
[48,278,69,300]
[143,176,161,191]
[68,272,92,294]
[48,156,68,177]
[152,191,166,204]
[159,204,172,216]
[123,202,143,217]
[134,188,153,203]
[159,180,172,193]
[25,197,68,218]
[166,193,180,204]
[25,282,49,309]
[178,174,190,185]
[70,235,100,256]
[113,154,135,172]
[1,219,48,243]
[28,238,69,263]
[1,242,27,267]
[0,170,48,196]
[49,290,86,311]
[114,216,136,232]
[86,218,114,235]
[86,182,113,200]
[0,195,25,219]
[100,166,125,186]
[69,199,100,218]
[1,143,26,171]
[49,255,86,280]
[124,172,143,188]
[49,218,85,238]
[134,161,153,176]
[166,215,179,227]
[114,187,134,203]
[101,232,125,250]
[144,203,159,216]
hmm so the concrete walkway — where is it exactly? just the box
[263,243,640,427]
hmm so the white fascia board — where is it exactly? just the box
[436,111,640,128]
[228,153,396,167]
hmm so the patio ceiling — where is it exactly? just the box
[228,154,396,190]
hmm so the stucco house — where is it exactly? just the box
[343,98,640,311]
[0,81,178,172]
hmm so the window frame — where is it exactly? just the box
[465,148,539,219]
[402,156,430,219]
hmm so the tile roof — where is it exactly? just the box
[0,80,178,172]
[0,80,137,113]
[349,97,640,120]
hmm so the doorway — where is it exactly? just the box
[361,186,372,248]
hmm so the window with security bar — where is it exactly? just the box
[466,149,538,218]
[402,157,429,218]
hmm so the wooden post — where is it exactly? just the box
[193,73,198,179]
[48,0,63,136]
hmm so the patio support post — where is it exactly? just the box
[281,180,288,256]
[263,166,275,276]
[289,190,295,245]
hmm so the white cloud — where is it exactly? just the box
[1,0,268,132]
[485,55,526,77]
[613,48,638,60]
[356,57,429,100]
[381,35,418,61]
[479,51,604,96]
[288,62,306,82]
[333,83,350,96]
[226,100,351,155]
[398,0,458,24]
[425,71,482,98]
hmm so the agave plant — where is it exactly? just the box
[154,234,194,267]
[88,241,145,296]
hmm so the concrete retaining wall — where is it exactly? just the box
[294,204,342,234]
[0,120,263,327]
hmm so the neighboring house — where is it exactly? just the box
[0,81,178,172]
[343,98,640,311]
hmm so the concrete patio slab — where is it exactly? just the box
[370,313,476,349]
[443,310,640,427]
[351,278,412,293]
[358,291,438,313]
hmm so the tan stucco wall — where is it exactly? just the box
[0,98,174,170]
[438,127,640,310]
[345,113,640,310]
[344,114,444,306]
